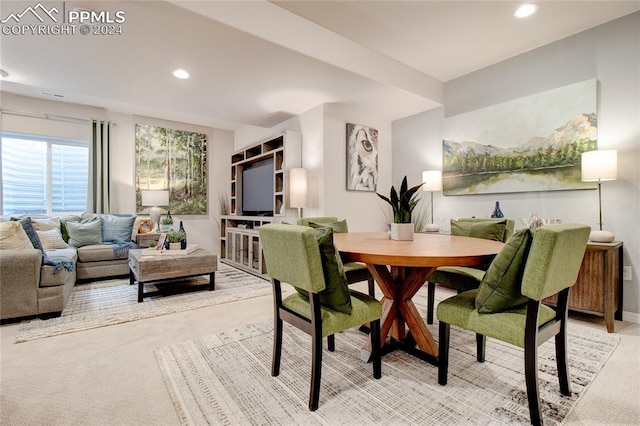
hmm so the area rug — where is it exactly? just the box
[155,312,619,425]
[15,264,270,343]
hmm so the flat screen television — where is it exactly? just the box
[242,159,274,216]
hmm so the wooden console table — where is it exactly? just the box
[545,241,623,333]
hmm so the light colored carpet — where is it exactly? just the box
[15,264,270,343]
[155,314,619,425]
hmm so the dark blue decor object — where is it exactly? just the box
[179,221,187,250]
[491,201,504,218]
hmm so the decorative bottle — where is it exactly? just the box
[166,210,173,224]
[491,202,504,218]
[178,221,187,250]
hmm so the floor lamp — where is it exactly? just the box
[422,170,443,232]
[581,150,617,242]
[141,190,170,232]
[289,168,307,219]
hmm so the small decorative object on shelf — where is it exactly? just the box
[178,221,187,250]
[491,201,504,218]
[160,211,174,232]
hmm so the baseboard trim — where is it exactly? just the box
[622,310,640,324]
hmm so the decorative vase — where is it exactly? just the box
[491,201,504,218]
[589,230,615,243]
[169,242,181,250]
[390,223,414,241]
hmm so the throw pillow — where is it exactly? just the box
[100,214,136,243]
[475,228,532,313]
[31,217,61,232]
[451,219,507,241]
[66,217,103,248]
[296,226,352,314]
[36,229,70,250]
[60,215,81,242]
[11,217,44,252]
[309,219,349,234]
[0,221,33,250]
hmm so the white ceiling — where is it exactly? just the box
[1,1,638,130]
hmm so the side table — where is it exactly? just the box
[545,241,623,332]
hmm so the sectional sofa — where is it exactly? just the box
[0,213,145,321]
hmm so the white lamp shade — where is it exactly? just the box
[141,190,170,207]
[581,150,617,182]
[422,170,443,191]
[289,168,307,208]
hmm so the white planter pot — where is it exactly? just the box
[169,242,181,250]
[390,223,414,241]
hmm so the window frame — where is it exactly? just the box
[1,131,89,215]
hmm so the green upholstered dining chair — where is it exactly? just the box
[426,217,515,324]
[259,223,382,411]
[437,223,590,426]
[297,216,376,297]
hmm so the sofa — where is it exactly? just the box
[0,213,144,321]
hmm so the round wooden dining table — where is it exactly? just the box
[333,232,504,365]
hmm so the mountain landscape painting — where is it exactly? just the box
[442,79,598,195]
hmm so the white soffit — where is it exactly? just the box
[168,0,444,107]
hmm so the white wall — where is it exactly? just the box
[1,92,233,254]
[234,104,393,231]
[392,13,640,316]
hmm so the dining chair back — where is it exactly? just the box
[259,224,382,411]
[297,216,376,297]
[426,217,515,324]
[436,223,590,425]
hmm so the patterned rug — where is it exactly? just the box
[155,299,619,425]
[15,264,270,343]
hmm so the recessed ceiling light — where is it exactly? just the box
[172,69,190,79]
[514,3,538,18]
[0,69,8,80]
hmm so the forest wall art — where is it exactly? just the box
[442,79,598,195]
[135,124,207,215]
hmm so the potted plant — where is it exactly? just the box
[376,175,422,240]
[160,215,173,232]
[167,230,186,250]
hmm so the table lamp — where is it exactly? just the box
[289,168,307,218]
[581,150,617,242]
[141,190,170,232]
[422,170,443,232]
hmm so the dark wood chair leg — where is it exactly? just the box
[327,334,335,352]
[367,279,375,298]
[370,319,382,379]
[525,300,542,426]
[476,333,486,363]
[309,328,323,411]
[272,315,283,377]
[556,289,572,396]
[438,321,450,385]
[427,281,436,324]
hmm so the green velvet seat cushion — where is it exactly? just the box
[308,219,349,234]
[428,266,486,291]
[284,290,382,337]
[475,228,532,313]
[436,289,556,348]
[295,226,352,314]
[66,217,103,248]
[451,219,507,241]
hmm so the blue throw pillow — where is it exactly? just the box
[100,214,136,243]
[11,217,44,252]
